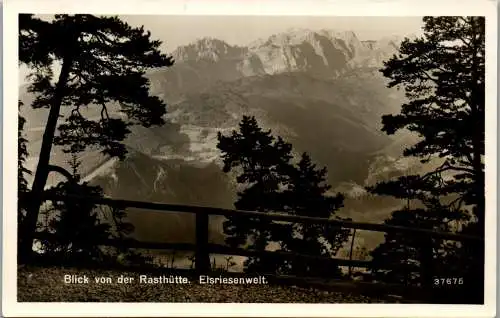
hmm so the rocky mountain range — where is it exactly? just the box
[20,28,422,258]
[148,29,406,102]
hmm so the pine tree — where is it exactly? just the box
[379,17,484,225]
[368,176,464,285]
[38,154,108,262]
[217,116,293,273]
[369,17,485,303]
[38,153,135,264]
[19,14,174,258]
[280,153,348,277]
[217,117,349,276]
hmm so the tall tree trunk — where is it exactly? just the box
[19,53,75,262]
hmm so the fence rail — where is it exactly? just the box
[21,191,483,288]
[25,192,483,241]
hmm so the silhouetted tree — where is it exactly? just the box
[369,176,466,285]
[380,16,484,225]
[279,153,349,278]
[369,16,485,303]
[18,14,174,259]
[39,153,136,264]
[39,155,109,261]
[217,116,349,276]
[217,116,293,272]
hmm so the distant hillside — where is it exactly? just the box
[91,151,234,245]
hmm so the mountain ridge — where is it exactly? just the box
[150,29,405,99]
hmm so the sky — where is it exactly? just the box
[19,15,424,84]
[120,15,424,52]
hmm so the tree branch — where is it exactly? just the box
[47,164,76,184]
[420,160,475,182]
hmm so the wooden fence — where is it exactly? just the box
[22,190,483,288]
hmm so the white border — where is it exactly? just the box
[3,0,497,317]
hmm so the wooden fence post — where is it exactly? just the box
[195,212,211,274]
[348,229,357,278]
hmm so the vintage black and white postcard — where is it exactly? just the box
[2,0,497,317]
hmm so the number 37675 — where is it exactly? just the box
[433,277,464,286]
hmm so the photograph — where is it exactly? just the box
[3,0,497,317]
